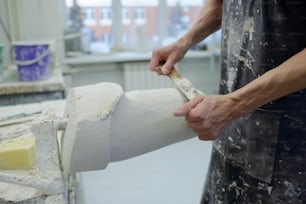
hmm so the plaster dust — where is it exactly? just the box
[0,181,41,202]
[173,77,203,100]
[62,82,196,173]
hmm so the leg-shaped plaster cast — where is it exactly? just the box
[62,83,195,173]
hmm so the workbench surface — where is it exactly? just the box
[0,100,67,204]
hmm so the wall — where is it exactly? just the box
[0,0,11,67]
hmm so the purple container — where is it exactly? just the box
[13,43,52,81]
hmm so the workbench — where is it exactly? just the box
[0,100,78,204]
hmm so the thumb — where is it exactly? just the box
[174,96,204,116]
[161,60,175,74]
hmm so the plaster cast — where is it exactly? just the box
[62,82,196,173]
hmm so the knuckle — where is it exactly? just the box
[188,111,204,120]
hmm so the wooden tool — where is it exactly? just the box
[158,63,203,100]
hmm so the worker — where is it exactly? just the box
[150,0,306,203]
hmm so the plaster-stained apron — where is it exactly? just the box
[201,0,306,203]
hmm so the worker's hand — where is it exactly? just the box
[150,42,188,75]
[174,95,237,140]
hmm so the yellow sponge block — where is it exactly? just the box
[0,136,37,170]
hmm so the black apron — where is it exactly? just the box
[201,1,306,203]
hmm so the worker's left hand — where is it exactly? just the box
[174,95,236,140]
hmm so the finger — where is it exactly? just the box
[187,120,209,131]
[150,51,163,72]
[161,58,176,74]
[174,96,204,116]
[198,134,216,141]
[196,126,225,141]
[185,108,205,123]
[192,128,216,141]
[185,95,209,122]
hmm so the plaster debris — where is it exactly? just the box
[45,194,65,204]
[0,181,42,202]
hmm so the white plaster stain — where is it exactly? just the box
[228,181,237,189]
[224,7,257,93]
[233,47,256,76]
[267,186,273,195]
[231,143,242,150]
[243,17,254,41]
[213,141,224,155]
[226,67,237,92]
[243,182,250,188]
[284,180,302,197]
[228,181,241,197]
[263,42,268,47]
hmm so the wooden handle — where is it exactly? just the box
[168,67,183,80]
[157,61,182,79]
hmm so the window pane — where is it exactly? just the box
[122,7,130,23]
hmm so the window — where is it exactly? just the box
[122,33,129,44]
[101,33,111,44]
[100,8,112,25]
[83,8,96,26]
[134,7,146,24]
[65,0,216,55]
[122,7,131,24]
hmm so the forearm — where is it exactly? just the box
[150,0,223,74]
[178,0,223,50]
[228,48,306,118]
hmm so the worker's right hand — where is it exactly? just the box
[150,41,188,75]
[173,94,237,141]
